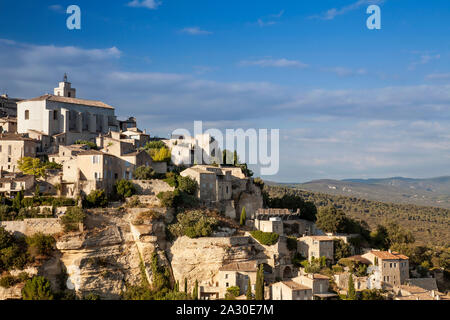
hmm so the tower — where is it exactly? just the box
[54,73,76,98]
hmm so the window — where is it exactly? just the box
[25,110,29,120]
[226,283,229,287]
[0,146,2,152]
[8,145,11,155]
[53,110,58,120]
[224,274,228,279]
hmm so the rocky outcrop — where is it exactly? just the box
[167,236,261,291]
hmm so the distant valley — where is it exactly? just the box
[278,176,450,209]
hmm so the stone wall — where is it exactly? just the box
[0,218,63,236]
[131,179,174,196]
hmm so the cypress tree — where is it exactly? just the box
[192,280,199,300]
[184,278,188,294]
[175,280,179,292]
[240,207,247,226]
[246,278,253,300]
[347,274,356,300]
[255,264,264,300]
[233,151,238,166]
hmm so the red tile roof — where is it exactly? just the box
[20,94,115,110]
[370,251,409,260]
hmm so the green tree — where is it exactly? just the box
[316,206,347,234]
[177,176,198,195]
[22,276,54,300]
[83,189,108,208]
[192,280,198,300]
[184,278,188,294]
[255,264,264,300]
[114,179,137,200]
[240,207,246,226]
[334,239,352,261]
[246,278,253,300]
[233,151,238,166]
[347,274,356,300]
[12,190,24,211]
[134,166,157,180]
[17,157,47,178]
[26,233,55,257]
[60,207,86,232]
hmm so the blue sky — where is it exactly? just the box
[1,0,450,182]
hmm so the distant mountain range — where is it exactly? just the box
[277,176,450,209]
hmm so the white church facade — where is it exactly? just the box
[17,75,119,145]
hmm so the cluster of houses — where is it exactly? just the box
[0,76,222,199]
[194,207,447,300]
[0,77,447,301]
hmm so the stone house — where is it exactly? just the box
[334,272,368,292]
[180,165,234,204]
[255,217,284,234]
[167,133,221,166]
[293,273,335,298]
[0,133,37,172]
[298,235,335,262]
[362,250,409,289]
[0,116,17,133]
[17,76,120,146]
[271,280,313,300]
[217,260,258,298]
[0,172,35,197]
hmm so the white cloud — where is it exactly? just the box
[322,66,367,77]
[311,0,384,20]
[409,54,440,70]
[255,10,285,27]
[2,39,450,181]
[48,4,64,13]
[425,72,450,80]
[127,0,161,10]
[180,27,212,35]
[240,58,308,68]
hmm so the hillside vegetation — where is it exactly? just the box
[265,185,450,247]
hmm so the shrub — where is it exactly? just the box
[22,276,54,300]
[134,166,157,180]
[60,207,86,232]
[250,230,279,246]
[157,191,177,208]
[176,176,198,196]
[0,275,19,288]
[164,172,179,187]
[149,148,171,163]
[114,179,136,200]
[75,140,98,150]
[168,210,218,239]
[83,190,108,208]
[287,236,298,251]
[26,233,55,257]
[227,286,240,298]
[157,190,198,209]
[0,227,29,272]
[144,141,167,150]
[240,207,246,226]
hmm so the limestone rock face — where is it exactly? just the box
[0,283,24,300]
[167,236,255,291]
[56,211,142,300]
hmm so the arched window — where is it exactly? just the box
[25,110,29,120]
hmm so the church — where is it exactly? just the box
[17,75,120,146]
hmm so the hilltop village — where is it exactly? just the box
[0,76,448,301]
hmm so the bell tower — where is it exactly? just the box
[54,73,76,98]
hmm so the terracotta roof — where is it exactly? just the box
[20,94,115,110]
[219,261,258,272]
[281,281,311,291]
[370,250,409,260]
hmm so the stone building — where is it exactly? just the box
[180,165,234,203]
[17,76,119,146]
[217,260,258,298]
[0,116,17,133]
[0,94,19,117]
[0,172,35,197]
[271,280,313,300]
[166,133,221,166]
[362,250,409,289]
[298,235,335,262]
[0,133,37,172]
